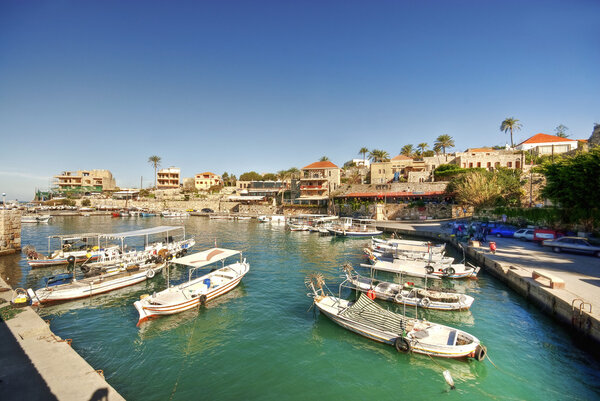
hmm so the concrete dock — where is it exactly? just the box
[376,220,600,350]
[0,277,125,401]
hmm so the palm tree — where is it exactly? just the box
[319,156,330,162]
[433,143,442,156]
[400,144,414,157]
[358,147,369,166]
[147,155,161,189]
[368,149,390,162]
[418,143,428,155]
[434,135,455,155]
[500,117,522,148]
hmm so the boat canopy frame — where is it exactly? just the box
[169,247,243,283]
[98,226,186,250]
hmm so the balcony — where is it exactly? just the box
[300,185,324,190]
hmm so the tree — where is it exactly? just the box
[368,149,390,162]
[434,135,455,156]
[417,143,428,157]
[147,155,161,189]
[500,117,522,148]
[400,144,414,157]
[541,148,600,230]
[262,173,278,181]
[358,147,369,165]
[555,124,569,138]
[222,172,230,186]
[319,156,330,162]
[239,171,263,181]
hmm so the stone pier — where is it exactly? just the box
[0,210,21,256]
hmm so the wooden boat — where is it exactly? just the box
[21,214,51,223]
[27,260,166,305]
[367,248,454,265]
[23,233,118,268]
[134,247,249,324]
[341,264,474,311]
[306,274,486,360]
[372,237,445,254]
[327,218,383,237]
[363,249,479,279]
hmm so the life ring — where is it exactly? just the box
[367,289,376,300]
[80,265,90,273]
[445,267,456,276]
[67,255,76,265]
[475,345,487,361]
[394,337,411,353]
[394,293,404,303]
[421,297,431,308]
[182,248,188,255]
[199,294,207,305]
[146,269,155,279]
[425,266,434,275]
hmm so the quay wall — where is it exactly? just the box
[376,225,600,349]
[88,199,240,213]
[0,210,21,256]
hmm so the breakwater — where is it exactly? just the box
[0,210,21,256]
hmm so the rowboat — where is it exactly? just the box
[363,249,479,279]
[161,211,189,218]
[134,247,249,325]
[306,274,486,360]
[27,259,166,305]
[341,264,474,311]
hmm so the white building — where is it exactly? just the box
[516,133,579,155]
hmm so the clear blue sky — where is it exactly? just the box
[1,0,599,200]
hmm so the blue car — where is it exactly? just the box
[490,225,517,238]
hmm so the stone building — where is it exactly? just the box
[370,155,429,184]
[296,161,341,206]
[453,148,524,170]
[194,172,222,191]
[157,167,180,189]
[54,169,116,194]
[0,209,21,255]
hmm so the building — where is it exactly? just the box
[453,148,524,170]
[194,172,222,191]
[156,167,180,189]
[351,158,370,167]
[294,161,341,206]
[516,133,579,155]
[370,155,428,184]
[53,169,116,194]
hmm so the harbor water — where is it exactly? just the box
[3,216,600,400]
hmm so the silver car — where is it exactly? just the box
[513,228,534,241]
[542,236,600,257]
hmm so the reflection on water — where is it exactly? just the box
[8,216,600,401]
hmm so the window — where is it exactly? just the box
[495,162,500,167]
[476,162,481,168]
[515,161,521,169]
[487,162,491,168]
[469,163,473,168]
[507,162,512,167]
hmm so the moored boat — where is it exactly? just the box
[134,247,250,324]
[327,218,383,237]
[341,264,474,311]
[306,274,486,360]
[372,237,446,254]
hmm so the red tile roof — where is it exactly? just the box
[518,133,576,145]
[302,161,339,169]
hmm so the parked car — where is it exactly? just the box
[513,228,535,241]
[533,228,564,243]
[542,237,600,257]
[201,208,214,213]
[489,225,517,238]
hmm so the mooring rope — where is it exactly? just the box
[169,319,198,400]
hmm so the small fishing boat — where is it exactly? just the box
[27,258,166,305]
[363,249,479,279]
[161,211,189,218]
[372,237,445,254]
[21,214,51,223]
[366,248,455,265]
[141,212,157,217]
[257,215,270,223]
[306,273,486,360]
[327,218,383,237]
[134,247,249,324]
[341,264,474,311]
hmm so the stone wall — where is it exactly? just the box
[338,181,448,195]
[0,210,21,256]
[88,199,241,213]
[238,204,278,215]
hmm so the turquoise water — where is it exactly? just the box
[6,216,600,400]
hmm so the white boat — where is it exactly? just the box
[161,211,189,218]
[270,215,286,222]
[327,218,383,237]
[341,265,474,311]
[134,247,250,324]
[363,249,479,279]
[27,260,166,305]
[23,233,119,268]
[81,226,195,272]
[368,248,454,265]
[372,237,446,254]
[306,274,486,360]
[21,214,51,223]
[257,215,270,223]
